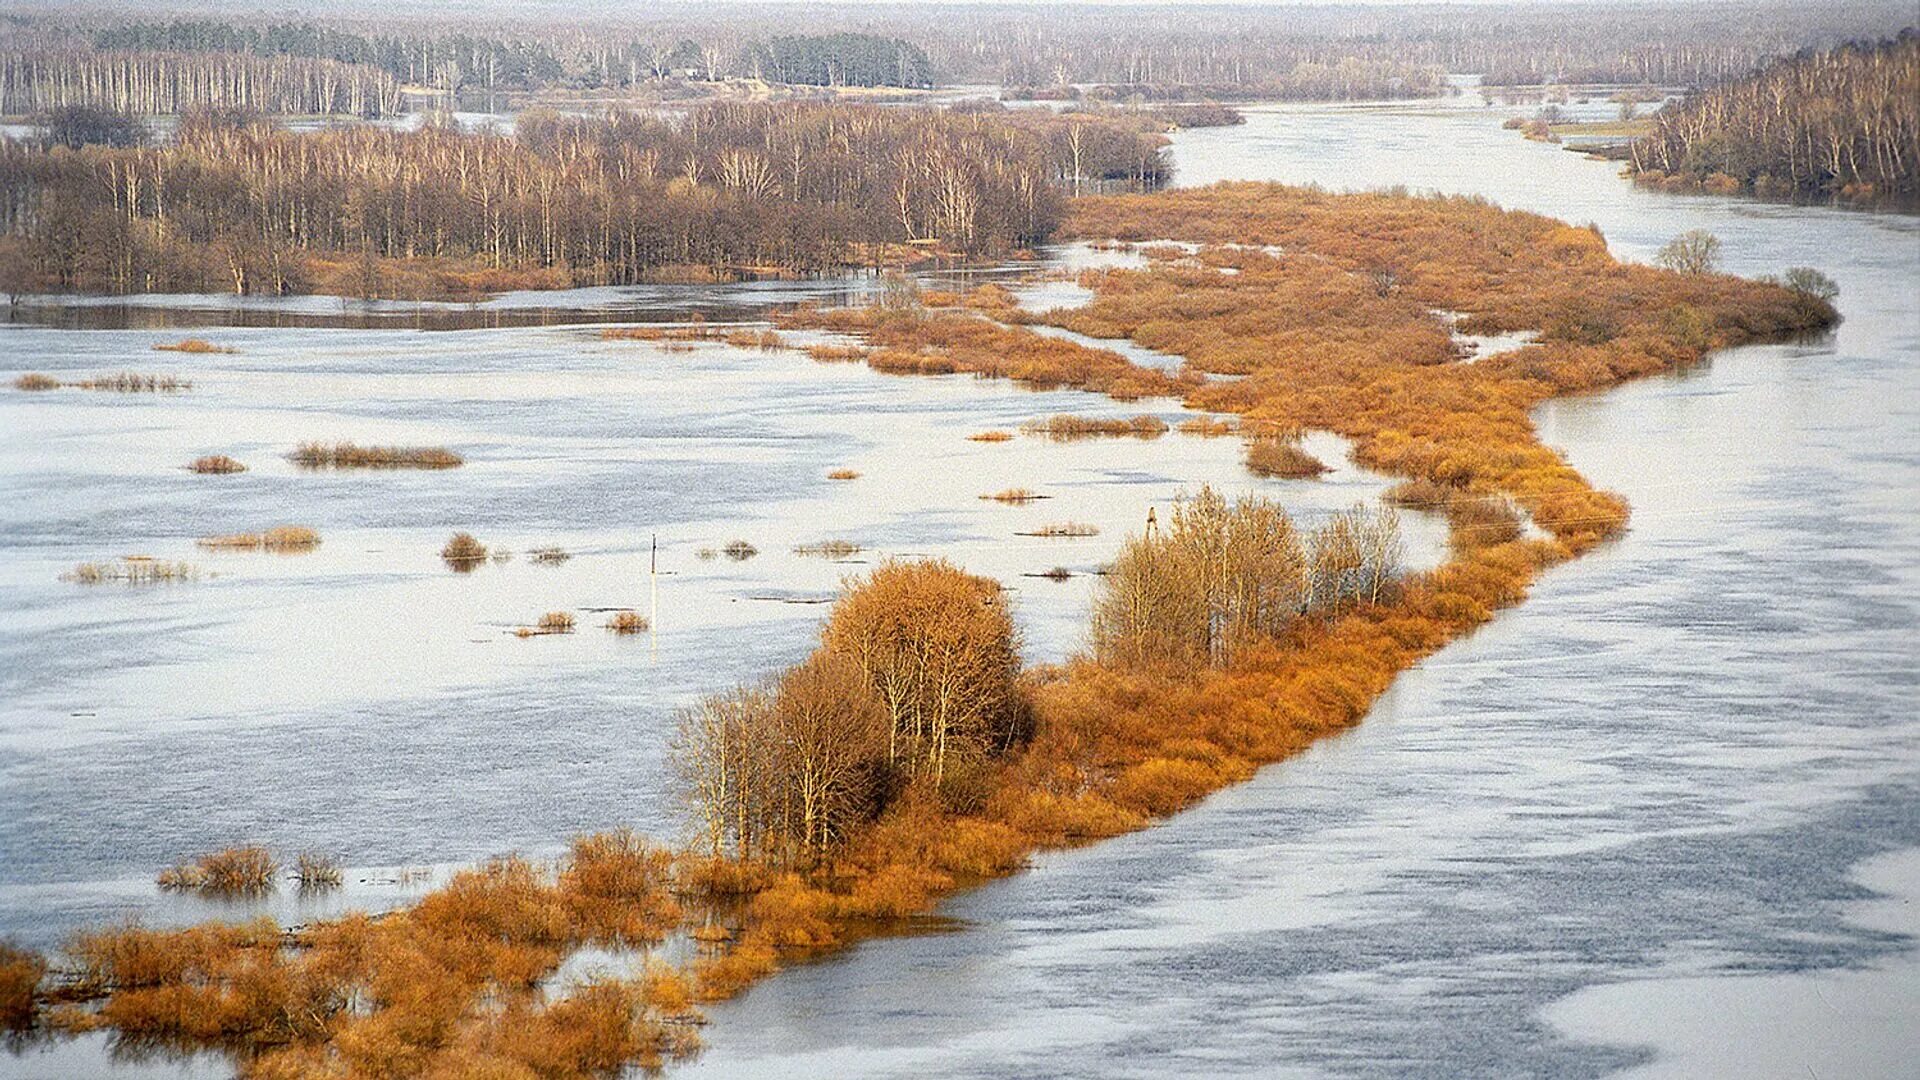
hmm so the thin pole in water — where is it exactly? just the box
[649,534,659,663]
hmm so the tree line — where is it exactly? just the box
[0,49,402,118]
[13,3,1907,105]
[1631,32,1920,199]
[0,103,1170,296]
[88,20,930,94]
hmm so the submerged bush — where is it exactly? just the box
[0,941,44,1029]
[197,526,319,552]
[13,373,59,391]
[1021,414,1168,440]
[65,558,198,584]
[157,846,277,895]
[152,338,233,354]
[793,539,862,558]
[188,454,246,474]
[606,611,650,634]
[291,442,463,469]
[1245,436,1329,478]
[723,540,758,561]
[441,532,488,567]
[294,853,344,889]
[72,371,191,392]
[982,488,1045,504]
[826,469,860,480]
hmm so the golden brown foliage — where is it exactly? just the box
[606,611,650,634]
[1021,414,1170,440]
[152,339,234,354]
[0,941,43,1029]
[12,372,59,390]
[157,846,278,895]
[291,442,463,469]
[827,469,861,480]
[71,372,191,392]
[1245,436,1329,478]
[197,526,319,552]
[441,532,488,567]
[65,558,198,585]
[966,430,1015,442]
[188,454,246,474]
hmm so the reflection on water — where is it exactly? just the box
[675,93,1920,1078]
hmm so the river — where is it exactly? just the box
[673,95,1920,1077]
[2,88,1916,1077]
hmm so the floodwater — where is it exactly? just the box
[2,87,1915,1078]
[675,93,1920,1077]
[0,256,1442,968]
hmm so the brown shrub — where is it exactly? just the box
[537,611,577,634]
[806,344,868,363]
[827,469,860,480]
[1021,414,1168,440]
[294,853,344,889]
[188,454,246,474]
[13,373,59,391]
[605,611,650,633]
[793,539,862,558]
[1245,436,1329,478]
[981,488,1045,504]
[291,442,463,469]
[441,532,488,567]
[1177,415,1236,436]
[723,540,758,561]
[0,941,43,1029]
[1019,522,1099,537]
[528,546,571,565]
[157,847,277,895]
[65,559,198,585]
[71,372,190,392]
[967,430,1015,442]
[152,339,233,354]
[197,526,320,552]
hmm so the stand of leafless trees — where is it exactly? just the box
[0,50,400,118]
[675,560,1025,867]
[0,103,1168,296]
[1092,488,1402,670]
[1632,33,1919,198]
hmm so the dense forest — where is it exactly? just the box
[1631,33,1920,199]
[0,50,402,118]
[1,2,1907,109]
[0,103,1168,297]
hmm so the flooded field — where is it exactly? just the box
[677,91,1920,1077]
[0,251,1442,964]
[1,82,1915,1078]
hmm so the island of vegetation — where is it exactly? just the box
[0,173,1839,1076]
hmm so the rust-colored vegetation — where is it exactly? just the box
[0,941,44,1029]
[1245,435,1329,478]
[156,846,277,895]
[294,853,344,889]
[606,611,650,634]
[64,558,198,585]
[152,338,234,354]
[290,442,463,469]
[827,469,861,480]
[1020,414,1169,440]
[1177,415,1236,436]
[441,532,488,568]
[12,372,59,390]
[967,429,1015,442]
[725,329,784,350]
[188,454,247,474]
[197,526,320,552]
[723,540,759,561]
[806,344,869,363]
[982,488,1046,504]
[50,183,1835,1075]
[517,611,577,637]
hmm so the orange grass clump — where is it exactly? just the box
[291,442,463,469]
[156,846,278,895]
[188,454,246,474]
[12,373,59,391]
[981,488,1046,504]
[50,182,1835,1075]
[0,941,44,1029]
[197,526,319,552]
[1245,436,1329,478]
[152,338,233,354]
[967,430,1015,442]
[1021,414,1169,440]
[606,610,650,633]
[827,469,860,480]
[441,532,488,567]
